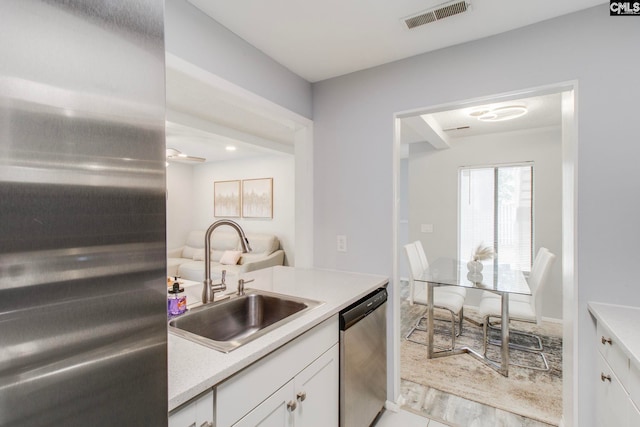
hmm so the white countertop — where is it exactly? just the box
[168,266,388,411]
[588,302,640,368]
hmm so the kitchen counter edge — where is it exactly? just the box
[588,301,640,369]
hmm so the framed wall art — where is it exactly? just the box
[242,178,273,218]
[214,180,240,217]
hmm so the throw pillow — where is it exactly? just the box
[192,249,205,261]
[220,250,242,265]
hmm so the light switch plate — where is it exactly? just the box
[421,224,433,233]
[337,235,347,252]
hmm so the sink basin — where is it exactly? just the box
[168,289,323,352]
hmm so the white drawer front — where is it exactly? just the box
[597,322,629,390]
[596,352,629,427]
[629,360,640,410]
[630,399,640,427]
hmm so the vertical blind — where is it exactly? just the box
[459,164,533,271]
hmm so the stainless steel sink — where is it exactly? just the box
[168,289,323,353]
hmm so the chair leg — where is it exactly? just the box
[487,321,543,352]
[405,313,426,340]
[405,307,459,352]
[483,316,550,372]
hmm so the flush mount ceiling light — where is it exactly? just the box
[225,146,237,151]
[165,148,205,163]
[471,105,528,122]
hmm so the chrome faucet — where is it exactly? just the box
[202,219,252,304]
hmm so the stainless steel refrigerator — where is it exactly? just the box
[0,1,167,426]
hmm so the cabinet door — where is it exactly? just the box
[596,352,629,427]
[294,344,339,427]
[169,390,214,427]
[233,381,295,427]
[629,400,640,427]
[169,403,197,427]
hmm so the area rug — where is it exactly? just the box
[400,297,562,426]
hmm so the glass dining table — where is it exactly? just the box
[415,257,531,377]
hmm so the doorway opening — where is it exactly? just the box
[165,53,314,269]
[391,83,577,426]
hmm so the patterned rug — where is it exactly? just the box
[400,288,563,426]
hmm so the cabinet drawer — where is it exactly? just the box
[629,360,640,410]
[596,352,628,427]
[597,321,629,389]
[630,399,640,427]
[216,315,338,427]
[169,389,214,427]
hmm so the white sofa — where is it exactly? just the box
[167,230,285,283]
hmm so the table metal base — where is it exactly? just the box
[426,283,511,377]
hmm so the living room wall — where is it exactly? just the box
[166,153,296,266]
[408,127,562,320]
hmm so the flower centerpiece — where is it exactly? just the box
[467,244,495,280]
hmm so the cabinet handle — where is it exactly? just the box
[601,336,612,345]
[601,373,612,382]
[296,391,307,402]
[287,400,297,412]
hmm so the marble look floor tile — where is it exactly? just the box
[400,379,557,427]
[375,409,429,427]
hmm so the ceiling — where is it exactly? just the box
[165,64,298,164]
[187,0,605,82]
[168,0,581,162]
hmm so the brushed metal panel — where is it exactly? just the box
[340,302,387,427]
[0,1,167,426]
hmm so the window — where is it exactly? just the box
[459,164,533,271]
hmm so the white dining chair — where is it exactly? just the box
[413,239,467,332]
[478,249,556,370]
[404,242,465,351]
[481,247,550,304]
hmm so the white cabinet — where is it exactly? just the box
[595,352,628,427]
[168,389,214,427]
[593,315,640,427]
[233,344,339,427]
[216,316,339,427]
[294,344,339,427]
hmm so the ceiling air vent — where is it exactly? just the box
[404,1,470,29]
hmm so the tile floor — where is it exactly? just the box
[400,379,556,427]
[376,408,448,427]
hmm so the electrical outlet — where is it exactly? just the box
[337,235,347,252]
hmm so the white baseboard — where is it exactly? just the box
[385,396,405,412]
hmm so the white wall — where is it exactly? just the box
[398,158,410,280]
[408,127,563,319]
[312,5,640,426]
[164,0,312,119]
[166,163,195,249]
[167,154,296,265]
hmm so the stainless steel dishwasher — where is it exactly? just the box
[339,286,388,427]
